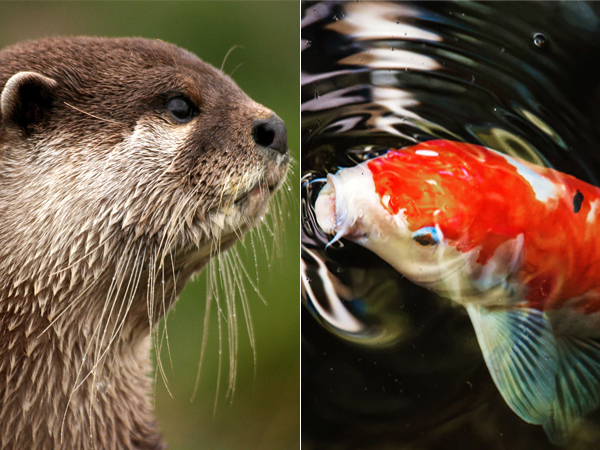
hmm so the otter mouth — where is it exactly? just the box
[233,162,287,206]
[234,180,277,205]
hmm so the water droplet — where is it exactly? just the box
[532,32,548,49]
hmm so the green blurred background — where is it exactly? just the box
[0,2,299,449]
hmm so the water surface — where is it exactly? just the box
[301,2,600,449]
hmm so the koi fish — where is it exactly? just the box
[314,139,600,444]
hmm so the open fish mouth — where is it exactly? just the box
[314,176,338,234]
[315,174,367,246]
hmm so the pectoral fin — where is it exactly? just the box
[466,305,558,425]
[468,305,600,444]
[543,336,600,444]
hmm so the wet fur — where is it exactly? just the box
[0,37,288,449]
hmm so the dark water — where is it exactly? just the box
[301,2,600,449]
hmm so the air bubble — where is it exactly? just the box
[532,32,548,49]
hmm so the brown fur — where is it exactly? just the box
[0,37,288,449]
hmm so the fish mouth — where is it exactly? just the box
[314,176,338,234]
[315,174,366,245]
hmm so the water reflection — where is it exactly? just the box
[302,2,600,449]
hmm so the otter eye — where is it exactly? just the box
[412,226,441,247]
[166,96,195,123]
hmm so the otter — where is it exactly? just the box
[0,37,289,450]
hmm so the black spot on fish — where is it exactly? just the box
[573,190,584,213]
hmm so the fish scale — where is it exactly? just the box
[367,140,600,310]
[315,139,600,444]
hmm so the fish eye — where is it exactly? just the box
[412,226,441,247]
[166,96,196,123]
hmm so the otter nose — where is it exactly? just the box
[252,117,288,155]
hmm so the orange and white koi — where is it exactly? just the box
[314,139,600,444]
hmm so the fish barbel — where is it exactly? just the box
[314,139,600,444]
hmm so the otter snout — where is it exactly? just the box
[252,116,288,155]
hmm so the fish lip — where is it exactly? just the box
[314,175,339,234]
[315,174,368,245]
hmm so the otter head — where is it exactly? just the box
[0,37,289,319]
[0,37,288,449]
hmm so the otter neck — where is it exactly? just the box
[0,242,210,450]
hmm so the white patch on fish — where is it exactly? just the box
[588,199,600,224]
[415,149,439,157]
[494,151,558,202]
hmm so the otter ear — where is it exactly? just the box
[1,71,58,134]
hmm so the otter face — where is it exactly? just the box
[0,37,289,281]
[0,37,289,450]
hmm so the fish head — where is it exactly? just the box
[315,141,524,298]
[314,161,474,292]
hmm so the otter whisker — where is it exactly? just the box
[63,101,121,125]
[38,271,100,336]
[230,248,258,379]
[231,243,267,306]
[83,243,145,390]
[163,247,179,371]
[248,232,261,282]
[229,63,245,78]
[211,262,224,416]
[92,243,139,360]
[156,183,201,269]
[49,228,119,277]
[190,271,214,402]
[86,246,145,447]
[153,262,175,398]
[221,252,239,401]
[220,44,242,72]
[224,249,256,398]
[59,243,136,442]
